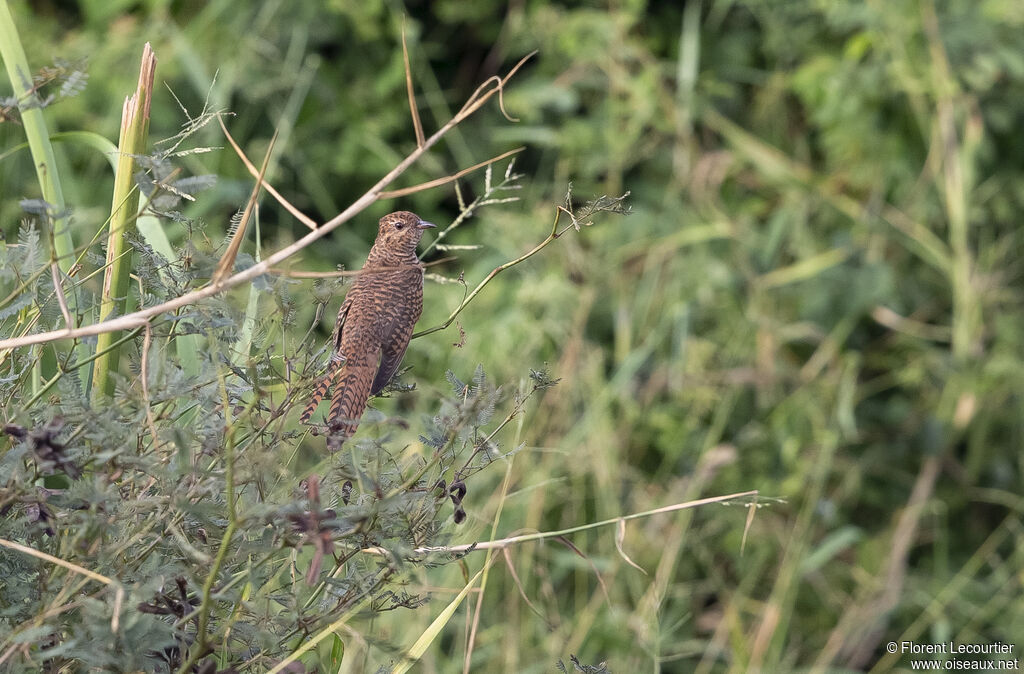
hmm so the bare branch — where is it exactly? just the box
[378,146,524,199]
[412,187,629,339]
[269,256,454,278]
[0,537,114,585]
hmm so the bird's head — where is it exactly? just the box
[375,211,436,257]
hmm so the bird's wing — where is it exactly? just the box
[370,318,414,396]
[332,297,352,353]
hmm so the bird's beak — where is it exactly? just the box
[416,220,436,229]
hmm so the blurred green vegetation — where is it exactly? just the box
[2,0,1023,672]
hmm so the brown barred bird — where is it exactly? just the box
[300,211,435,447]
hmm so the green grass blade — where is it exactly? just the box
[392,567,485,674]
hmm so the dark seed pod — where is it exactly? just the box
[453,505,466,524]
[449,479,467,502]
[2,424,26,440]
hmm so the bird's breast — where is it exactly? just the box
[338,266,424,356]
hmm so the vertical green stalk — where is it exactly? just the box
[91,44,156,401]
[0,0,81,391]
[233,211,260,368]
[0,2,73,272]
[176,367,238,674]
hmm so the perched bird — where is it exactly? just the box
[300,211,435,446]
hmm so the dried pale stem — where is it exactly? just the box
[402,21,425,148]
[0,52,536,353]
[379,146,524,199]
[219,116,318,231]
[140,322,161,449]
[0,537,113,585]
[211,129,276,284]
[0,540,125,649]
[362,490,760,557]
[49,263,72,328]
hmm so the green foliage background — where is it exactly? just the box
[2,0,1023,671]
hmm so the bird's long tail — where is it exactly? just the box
[327,361,376,441]
[300,362,340,424]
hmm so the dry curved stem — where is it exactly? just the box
[218,115,317,231]
[211,130,276,284]
[378,146,524,199]
[461,74,519,123]
[0,52,535,354]
[140,322,161,449]
[360,490,760,556]
[402,19,425,148]
[0,537,114,585]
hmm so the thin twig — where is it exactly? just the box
[212,129,276,283]
[268,256,455,278]
[0,53,535,353]
[412,204,562,339]
[378,146,524,199]
[402,19,425,148]
[140,322,161,449]
[418,161,522,259]
[413,191,628,338]
[218,115,318,231]
[49,262,72,327]
[0,538,114,585]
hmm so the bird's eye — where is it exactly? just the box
[394,222,404,230]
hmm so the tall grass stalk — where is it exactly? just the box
[0,2,73,274]
[0,1,80,391]
[91,43,156,400]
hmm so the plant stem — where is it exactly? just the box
[92,43,156,401]
[175,368,239,674]
[412,206,563,339]
[0,0,82,391]
[23,328,143,410]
